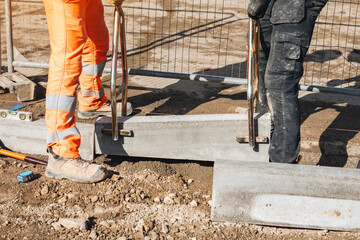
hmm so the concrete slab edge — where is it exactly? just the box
[211,160,360,231]
[0,118,94,160]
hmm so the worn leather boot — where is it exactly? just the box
[45,148,108,183]
[78,101,133,119]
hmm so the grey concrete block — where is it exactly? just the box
[0,72,36,101]
[211,160,360,231]
[0,119,94,160]
[95,113,271,162]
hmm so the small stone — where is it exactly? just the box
[318,229,329,236]
[144,220,154,233]
[179,226,187,231]
[58,196,67,205]
[58,218,87,230]
[89,230,97,239]
[148,231,158,239]
[130,188,136,194]
[187,179,193,184]
[168,193,176,199]
[144,237,151,240]
[41,185,49,195]
[172,226,179,233]
[0,160,7,165]
[116,237,127,240]
[100,220,115,228]
[67,192,77,199]
[132,232,144,239]
[161,223,169,234]
[153,197,161,203]
[163,196,174,205]
[51,222,62,231]
[111,174,120,181]
[189,200,198,207]
[3,220,10,226]
[167,236,174,240]
[207,200,212,206]
[91,196,98,203]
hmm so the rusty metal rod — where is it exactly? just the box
[110,6,129,141]
[117,6,129,117]
[246,19,260,149]
[110,7,121,141]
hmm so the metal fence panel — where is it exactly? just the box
[0,0,359,88]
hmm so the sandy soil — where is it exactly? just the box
[1,78,360,239]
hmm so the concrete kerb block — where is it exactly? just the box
[0,118,94,160]
[94,113,271,162]
[0,72,36,101]
[211,160,360,231]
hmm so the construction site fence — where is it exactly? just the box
[1,0,359,95]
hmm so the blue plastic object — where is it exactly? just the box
[10,105,24,111]
[16,170,34,183]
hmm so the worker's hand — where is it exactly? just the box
[247,0,271,20]
[107,0,124,7]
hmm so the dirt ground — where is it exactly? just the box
[1,76,360,239]
[1,0,360,239]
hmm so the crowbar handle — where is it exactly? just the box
[110,6,129,141]
[0,147,47,165]
[247,19,260,149]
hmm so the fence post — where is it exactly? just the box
[5,0,14,73]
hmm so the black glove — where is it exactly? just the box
[248,0,271,20]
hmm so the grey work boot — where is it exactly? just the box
[78,101,133,120]
[45,148,108,183]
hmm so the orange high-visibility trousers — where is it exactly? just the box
[43,0,109,158]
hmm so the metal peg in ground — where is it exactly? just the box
[0,147,47,165]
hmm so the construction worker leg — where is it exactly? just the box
[265,7,317,163]
[258,1,274,113]
[78,0,109,111]
[44,0,87,159]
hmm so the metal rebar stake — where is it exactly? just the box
[246,19,260,149]
[110,6,129,141]
[118,6,129,117]
[110,8,121,141]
